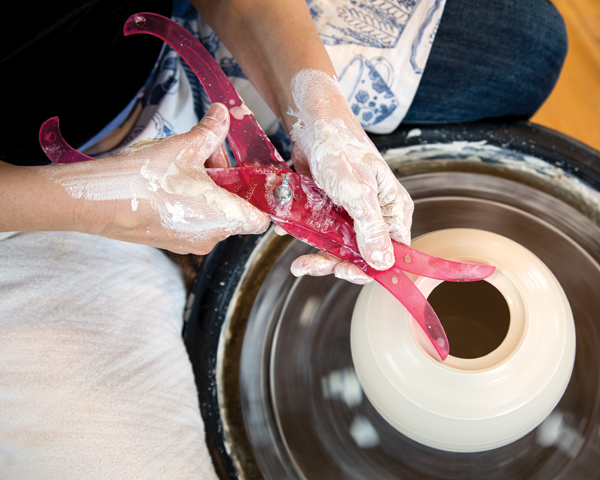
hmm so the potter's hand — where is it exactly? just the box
[287,69,413,283]
[42,103,270,255]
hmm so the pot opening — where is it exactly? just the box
[427,280,510,359]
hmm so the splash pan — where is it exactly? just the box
[229,172,600,480]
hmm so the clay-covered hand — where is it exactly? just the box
[287,69,413,283]
[43,103,270,255]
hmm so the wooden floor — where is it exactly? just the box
[531,0,600,152]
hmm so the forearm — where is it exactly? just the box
[0,161,99,234]
[191,0,337,131]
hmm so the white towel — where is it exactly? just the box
[0,232,218,480]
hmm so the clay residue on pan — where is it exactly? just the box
[382,141,600,227]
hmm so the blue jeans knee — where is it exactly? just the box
[403,0,568,124]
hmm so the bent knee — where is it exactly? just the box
[405,0,568,123]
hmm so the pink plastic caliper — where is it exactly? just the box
[38,13,495,361]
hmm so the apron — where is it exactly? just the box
[82,0,445,160]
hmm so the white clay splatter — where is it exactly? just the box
[406,128,422,139]
[131,195,138,212]
[229,104,253,121]
[165,202,188,225]
[39,145,256,239]
[321,368,363,408]
[349,415,380,449]
[536,410,583,457]
[298,295,320,326]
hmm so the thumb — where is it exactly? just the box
[206,143,230,168]
[187,103,231,164]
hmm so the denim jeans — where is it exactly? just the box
[403,0,568,124]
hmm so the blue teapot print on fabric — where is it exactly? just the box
[339,55,399,127]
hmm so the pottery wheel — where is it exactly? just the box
[234,172,600,480]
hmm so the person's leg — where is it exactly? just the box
[403,0,568,124]
[0,232,217,479]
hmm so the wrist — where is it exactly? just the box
[0,163,79,233]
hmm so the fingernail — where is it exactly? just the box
[248,211,270,235]
[333,263,374,285]
[384,251,394,267]
[399,229,411,246]
[290,262,307,277]
[207,103,228,124]
[370,249,394,270]
[273,224,288,236]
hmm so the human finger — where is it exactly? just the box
[184,103,231,163]
[339,178,395,271]
[273,224,288,236]
[290,252,373,284]
[205,143,230,169]
[376,169,414,246]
